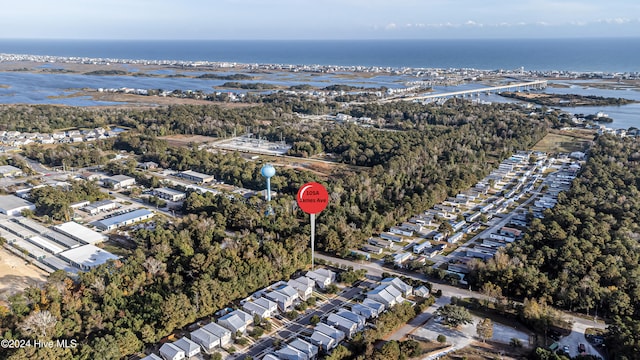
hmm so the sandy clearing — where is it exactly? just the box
[0,247,48,300]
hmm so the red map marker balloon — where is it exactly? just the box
[296,182,329,214]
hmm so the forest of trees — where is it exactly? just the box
[1,214,310,359]
[0,99,566,359]
[469,135,640,359]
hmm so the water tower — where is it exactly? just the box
[261,164,276,201]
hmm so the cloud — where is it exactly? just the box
[385,22,397,30]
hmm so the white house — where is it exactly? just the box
[159,343,185,360]
[314,323,345,344]
[305,268,336,289]
[326,313,358,338]
[276,345,307,360]
[351,303,377,319]
[202,322,232,348]
[380,277,413,297]
[335,309,365,330]
[140,354,163,360]
[243,301,271,319]
[288,277,314,301]
[362,298,386,313]
[217,309,253,334]
[289,338,319,360]
[173,337,200,358]
[190,327,220,353]
[266,285,299,311]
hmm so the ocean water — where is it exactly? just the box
[0,38,639,128]
[1,38,639,72]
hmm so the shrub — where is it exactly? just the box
[437,334,447,343]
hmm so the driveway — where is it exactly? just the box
[411,312,532,356]
[557,316,606,358]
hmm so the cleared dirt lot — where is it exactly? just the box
[0,247,48,300]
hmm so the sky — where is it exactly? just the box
[1,0,639,40]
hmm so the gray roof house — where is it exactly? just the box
[289,338,319,360]
[159,343,185,360]
[243,301,271,319]
[326,313,358,338]
[218,309,253,334]
[202,322,232,348]
[414,285,430,298]
[366,284,404,309]
[351,303,378,319]
[173,337,200,358]
[362,298,386,314]
[380,277,413,297]
[335,309,365,330]
[276,344,308,360]
[310,330,336,352]
[190,327,221,353]
[305,268,336,289]
[140,354,163,360]
[314,323,345,343]
[288,277,315,301]
[266,285,299,311]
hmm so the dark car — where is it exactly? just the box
[578,343,586,353]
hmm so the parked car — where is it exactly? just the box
[579,343,586,353]
[563,345,570,353]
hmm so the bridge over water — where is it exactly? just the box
[383,80,548,103]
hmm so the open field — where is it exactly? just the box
[0,247,48,300]
[159,134,219,147]
[531,131,594,153]
[441,341,530,360]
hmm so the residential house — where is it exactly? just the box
[447,232,464,244]
[413,241,431,254]
[335,309,365,330]
[190,327,221,353]
[392,252,411,267]
[276,345,308,360]
[173,337,200,358]
[314,323,345,345]
[362,244,383,255]
[380,277,413,297]
[141,354,163,360]
[202,322,232,348]
[217,309,253,334]
[368,237,393,249]
[288,277,314,301]
[159,343,185,360]
[367,284,403,309]
[389,226,413,237]
[243,301,271,320]
[310,330,336,352]
[414,285,430,298]
[305,268,335,289]
[362,298,385,314]
[289,338,319,360]
[266,285,299,311]
[350,303,377,319]
[380,232,403,242]
[326,313,358,338]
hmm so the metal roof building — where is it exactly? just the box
[0,195,35,216]
[53,221,107,244]
[94,209,154,231]
[58,244,119,271]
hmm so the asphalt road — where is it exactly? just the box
[237,285,364,359]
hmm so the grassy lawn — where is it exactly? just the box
[531,131,593,153]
